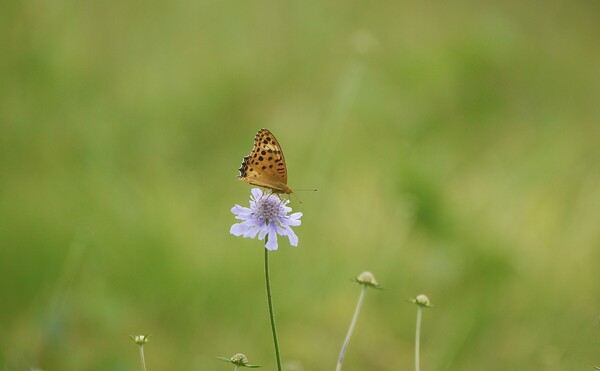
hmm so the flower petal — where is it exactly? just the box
[230,223,250,236]
[231,204,250,214]
[281,213,302,226]
[258,229,267,241]
[289,212,303,220]
[243,217,263,227]
[279,203,292,213]
[265,226,279,250]
[243,224,261,238]
[251,188,263,201]
[285,226,299,246]
[231,205,253,220]
[249,228,261,239]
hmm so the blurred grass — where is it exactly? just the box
[1,0,600,370]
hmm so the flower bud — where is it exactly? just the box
[231,353,249,366]
[130,334,150,345]
[216,353,261,368]
[355,271,380,288]
[412,294,433,307]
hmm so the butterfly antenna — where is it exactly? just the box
[290,189,317,204]
[289,193,303,204]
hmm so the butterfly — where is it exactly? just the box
[237,128,293,194]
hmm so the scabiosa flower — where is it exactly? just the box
[230,188,302,250]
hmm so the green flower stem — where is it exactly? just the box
[336,285,367,371]
[415,306,422,371]
[264,245,283,371]
[234,366,239,371]
[139,345,147,371]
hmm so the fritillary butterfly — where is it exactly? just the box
[237,128,293,194]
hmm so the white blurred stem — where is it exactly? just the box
[139,345,147,371]
[336,285,367,371]
[415,306,422,371]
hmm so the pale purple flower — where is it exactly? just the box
[230,188,302,250]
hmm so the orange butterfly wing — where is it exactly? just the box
[238,129,293,194]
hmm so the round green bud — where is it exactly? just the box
[413,294,433,307]
[231,353,249,366]
[356,271,379,287]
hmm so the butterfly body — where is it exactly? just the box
[238,129,293,194]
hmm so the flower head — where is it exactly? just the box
[216,353,261,368]
[129,334,150,345]
[354,271,381,289]
[230,188,302,250]
[411,294,433,308]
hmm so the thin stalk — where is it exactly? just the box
[336,285,367,371]
[415,306,422,371]
[139,345,147,371]
[234,366,239,371]
[264,246,282,371]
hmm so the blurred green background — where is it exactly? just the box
[1,0,599,370]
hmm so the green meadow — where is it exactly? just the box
[1,0,599,370]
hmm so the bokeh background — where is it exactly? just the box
[1,0,599,370]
